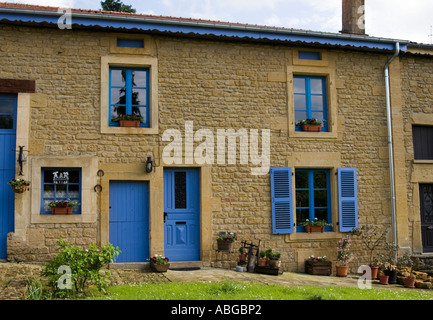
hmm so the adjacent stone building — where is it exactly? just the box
[0,1,432,272]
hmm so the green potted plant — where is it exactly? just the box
[238,246,247,263]
[148,254,170,272]
[49,200,79,215]
[351,225,386,280]
[397,253,417,288]
[380,242,399,284]
[112,114,144,127]
[8,178,30,193]
[336,235,353,277]
[257,250,267,267]
[216,232,236,251]
[296,118,322,132]
[267,249,281,268]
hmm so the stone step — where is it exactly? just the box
[109,261,202,271]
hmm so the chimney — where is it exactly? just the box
[341,0,365,35]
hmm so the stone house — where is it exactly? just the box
[0,1,432,272]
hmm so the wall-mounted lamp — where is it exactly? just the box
[146,156,153,173]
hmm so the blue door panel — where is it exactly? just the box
[164,168,200,261]
[0,94,16,259]
[109,181,149,262]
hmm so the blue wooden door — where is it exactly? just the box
[109,181,149,262]
[164,168,200,261]
[0,94,17,259]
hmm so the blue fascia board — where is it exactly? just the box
[0,10,408,51]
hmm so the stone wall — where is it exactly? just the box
[1,23,420,271]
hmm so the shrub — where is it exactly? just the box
[42,238,120,298]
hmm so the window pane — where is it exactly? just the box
[296,190,309,208]
[293,77,306,93]
[0,115,13,129]
[295,171,308,188]
[310,78,323,94]
[0,99,14,113]
[315,209,328,222]
[294,95,306,109]
[132,89,147,106]
[111,88,126,105]
[68,170,80,183]
[110,69,127,87]
[314,171,327,188]
[311,111,324,123]
[296,209,310,225]
[111,106,126,120]
[132,70,147,87]
[295,111,307,124]
[311,95,324,111]
[314,190,328,207]
[174,172,187,209]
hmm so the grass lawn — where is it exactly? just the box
[84,281,433,300]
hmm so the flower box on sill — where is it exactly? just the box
[305,225,325,233]
[51,207,72,215]
[119,119,141,127]
[301,124,322,132]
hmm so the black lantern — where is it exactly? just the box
[146,157,153,173]
[17,146,26,176]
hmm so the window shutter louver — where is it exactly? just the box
[338,167,358,232]
[270,167,294,234]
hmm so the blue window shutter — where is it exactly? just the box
[338,167,358,232]
[270,167,294,234]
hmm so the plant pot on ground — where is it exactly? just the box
[379,274,389,285]
[336,265,349,277]
[257,250,267,267]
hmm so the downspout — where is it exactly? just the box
[384,42,400,263]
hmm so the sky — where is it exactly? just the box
[2,0,433,44]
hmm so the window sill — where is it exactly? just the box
[286,231,342,242]
[289,131,337,139]
[31,212,96,224]
[101,126,158,135]
[413,160,433,164]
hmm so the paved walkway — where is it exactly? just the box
[0,262,410,299]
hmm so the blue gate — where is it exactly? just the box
[109,181,149,262]
[0,94,16,259]
[164,168,200,261]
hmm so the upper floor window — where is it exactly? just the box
[294,75,328,132]
[109,67,150,128]
[413,125,433,160]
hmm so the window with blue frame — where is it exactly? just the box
[109,67,150,128]
[41,168,81,214]
[294,75,328,132]
[295,169,332,232]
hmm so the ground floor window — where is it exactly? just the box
[295,169,331,232]
[41,168,81,214]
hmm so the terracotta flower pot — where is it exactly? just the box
[268,259,281,268]
[370,265,379,280]
[379,274,389,285]
[404,276,416,288]
[336,265,349,277]
[257,258,267,267]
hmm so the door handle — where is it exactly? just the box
[164,212,168,223]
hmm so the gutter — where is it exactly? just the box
[0,6,410,52]
[384,42,400,262]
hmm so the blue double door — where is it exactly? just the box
[0,94,17,259]
[109,168,200,263]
